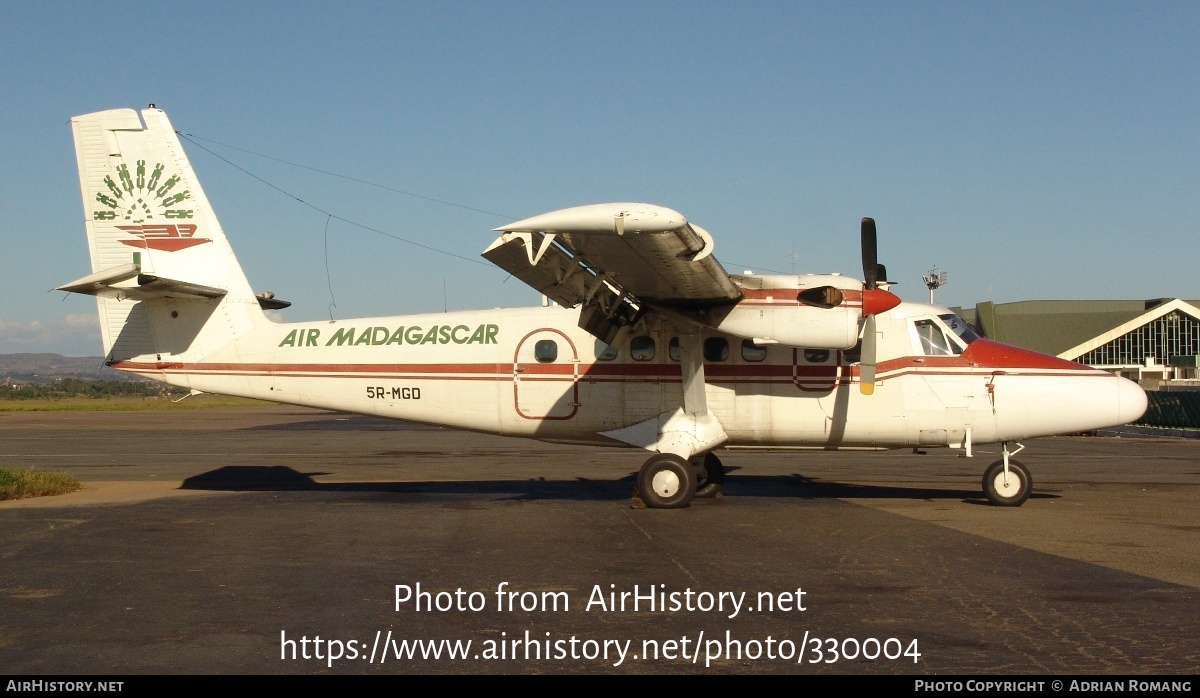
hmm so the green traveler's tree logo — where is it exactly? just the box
[92,159,194,222]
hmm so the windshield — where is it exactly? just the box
[914,319,957,356]
[938,314,979,344]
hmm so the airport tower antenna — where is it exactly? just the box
[923,267,948,304]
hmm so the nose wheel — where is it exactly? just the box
[982,458,1032,507]
[635,454,697,509]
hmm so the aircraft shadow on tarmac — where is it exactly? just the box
[179,465,1058,504]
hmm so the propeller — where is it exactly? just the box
[860,217,884,395]
[860,317,877,394]
[862,217,878,291]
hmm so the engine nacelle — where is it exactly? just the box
[702,274,869,349]
[710,304,861,349]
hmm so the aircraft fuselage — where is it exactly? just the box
[108,300,1145,453]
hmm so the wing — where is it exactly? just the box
[482,203,741,342]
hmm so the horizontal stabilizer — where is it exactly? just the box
[58,264,227,302]
[56,263,142,295]
[132,275,227,300]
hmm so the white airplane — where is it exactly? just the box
[59,106,1148,509]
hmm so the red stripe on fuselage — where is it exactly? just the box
[108,340,1098,382]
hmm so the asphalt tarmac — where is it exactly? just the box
[1,406,1197,674]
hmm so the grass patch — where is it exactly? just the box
[0,395,269,412]
[0,378,182,400]
[0,468,82,501]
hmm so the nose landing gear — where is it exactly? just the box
[982,442,1031,506]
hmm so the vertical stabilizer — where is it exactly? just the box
[69,107,263,362]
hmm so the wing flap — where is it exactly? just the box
[481,232,591,308]
[487,203,741,306]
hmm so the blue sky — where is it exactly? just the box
[2,1,1197,355]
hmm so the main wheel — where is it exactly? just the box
[982,459,1032,507]
[693,452,725,499]
[637,454,696,509]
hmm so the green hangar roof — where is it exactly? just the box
[955,299,1200,358]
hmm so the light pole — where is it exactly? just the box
[922,268,947,304]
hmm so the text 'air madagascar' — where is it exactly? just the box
[278,324,500,348]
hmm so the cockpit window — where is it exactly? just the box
[913,319,958,356]
[938,314,979,345]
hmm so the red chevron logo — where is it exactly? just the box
[117,224,211,252]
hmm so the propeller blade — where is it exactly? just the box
[861,217,878,290]
[859,314,877,395]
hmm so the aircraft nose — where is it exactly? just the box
[1115,376,1148,425]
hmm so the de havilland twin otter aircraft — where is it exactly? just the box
[59,106,1148,508]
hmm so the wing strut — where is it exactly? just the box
[598,324,726,460]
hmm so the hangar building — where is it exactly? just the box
[956,298,1200,387]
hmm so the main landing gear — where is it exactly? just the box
[632,452,726,509]
[694,452,725,499]
[982,442,1031,507]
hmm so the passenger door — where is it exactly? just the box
[513,329,579,420]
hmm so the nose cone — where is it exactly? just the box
[862,288,902,316]
[1116,377,1148,425]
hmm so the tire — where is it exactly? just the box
[982,459,1032,507]
[694,452,725,499]
[637,454,696,509]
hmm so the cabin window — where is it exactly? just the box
[741,339,767,362]
[704,337,729,362]
[668,337,681,361]
[913,319,957,356]
[594,340,618,361]
[804,349,830,363]
[630,336,656,361]
[534,339,558,363]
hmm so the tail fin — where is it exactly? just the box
[61,106,264,363]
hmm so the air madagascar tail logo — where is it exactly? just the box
[91,159,210,252]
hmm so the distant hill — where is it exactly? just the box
[0,353,144,384]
